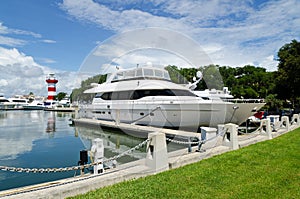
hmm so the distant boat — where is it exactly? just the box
[23,97,45,110]
[0,94,12,110]
[0,95,29,110]
[0,94,10,103]
[44,100,58,109]
[58,97,71,107]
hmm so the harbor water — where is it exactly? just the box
[0,110,148,191]
[0,110,186,191]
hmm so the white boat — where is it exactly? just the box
[80,65,265,130]
[44,100,58,109]
[58,97,71,107]
[23,97,45,110]
[0,94,10,103]
[0,94,12,110]
[0,95,29,109]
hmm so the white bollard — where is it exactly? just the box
[281,116,290,131]
[291,114,300,126]
[91,138,104,174]
[259,119,272,139]
[145,132,168,173]
[223,123,239,150]
[267,115,280,130]
[200,127,218,149]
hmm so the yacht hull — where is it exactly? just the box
[79,100,265,130]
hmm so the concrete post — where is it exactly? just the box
[281,116,290,131]
[291,114,300,126]
[145,132,168,173]
[259,119,272,139]
[115,109,120,125]
[222,123,239,150]
[91,138,104,174]
[200,127,218,149]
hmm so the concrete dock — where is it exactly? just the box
[1,115,299,199]
[73,118,202,138]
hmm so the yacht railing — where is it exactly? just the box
[223,99,265,103]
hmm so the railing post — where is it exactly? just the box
[223,123,239,150]
[291,114,300,126]
[281,116,290,131]
[259,119,272,139]
[145,132,168,173]
[91,138,104,174]
[200,127,218,149]
[267,115,281,131]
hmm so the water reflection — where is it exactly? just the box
[76,126,146,162]
[0,111,148,191]
[0,111,79,159]
[0,110,185,191]
[46,111,56,133]
[0,111,48,160]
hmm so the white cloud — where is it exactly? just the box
[0,47,39,66]
[0,47,85,97]
[0,22,42,46]
[41,39,57,43]
[60,0,300,71]
[0,35,26,46]
[37,57,57,64]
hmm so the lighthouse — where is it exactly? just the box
[46,73,58,101]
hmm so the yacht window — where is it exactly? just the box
[132,89,196,99]
[124,70,135,79]
[163,71,170,80]
[113,72,124,81]
[154,69,163,78]
[100,89,195,100]
[12,99,27,103]
[136,68,143,77]
[144,69,154,77]
[101,92,112,100]
[95,93,102,98]
[117,91,130,100]
[110,91,134,100]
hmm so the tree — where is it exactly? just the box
[56,92,67,101]
[276,39,300,107]
[265,94,283,112]
[201,65,224,90]
[70,74,107,102]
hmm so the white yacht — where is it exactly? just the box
[0,95,29,109]
[23,97,45,110]
[0,94,10,103]
[80,66,265,130]
[0,94,12,110]
[58,97,71,107]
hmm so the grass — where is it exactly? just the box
[69,128,300,199]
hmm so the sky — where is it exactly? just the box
[0,0,299,97]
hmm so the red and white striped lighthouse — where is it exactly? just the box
[46,73,58,101]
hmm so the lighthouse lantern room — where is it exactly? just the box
[46,73,58,101]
